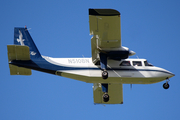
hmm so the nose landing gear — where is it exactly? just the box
[163,78,170,89]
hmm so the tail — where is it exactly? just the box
[7,27,41,75]
[14,27,41,59]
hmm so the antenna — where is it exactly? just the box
[136,56,139,59]
[25,26,31,31]
[27,28,31,31]
[102,104,106,107]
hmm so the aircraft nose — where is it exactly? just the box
[165,70,175,78]
[170,73,175,77]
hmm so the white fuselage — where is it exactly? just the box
[43,56,174,84]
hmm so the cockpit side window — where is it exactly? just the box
[144,61,153,66]
[133,61,142,66]
[120,61,131,66]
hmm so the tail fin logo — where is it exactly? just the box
[14,27,41,58]
[17,30,25,45]
[30,51,36,55]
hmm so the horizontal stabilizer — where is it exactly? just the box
[7,45,30,61]
[9,64,31,75]
[7,45,31,75]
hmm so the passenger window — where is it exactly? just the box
[133,61,142,66]
[120,61,131,66]
[144,61,153,66]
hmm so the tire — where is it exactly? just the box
[103,93,109,102]
[163,83,170,89]
[102,71,108,79]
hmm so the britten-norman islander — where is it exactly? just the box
[7,9,175,104]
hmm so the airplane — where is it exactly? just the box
[7,9,175,104]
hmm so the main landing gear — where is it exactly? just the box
[102,83,109,102]
[100,53,108,79]
[103,93,109,102]
[163,78,170,89]
[102,70,108,79]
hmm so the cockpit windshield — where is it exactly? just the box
[120,61,131,66]
[144,61,153,66]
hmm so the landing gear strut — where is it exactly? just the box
[163,78,170,89]
[99,53,108,79]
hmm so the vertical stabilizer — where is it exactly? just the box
[14,27,41,59]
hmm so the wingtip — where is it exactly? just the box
[89,8,120,16]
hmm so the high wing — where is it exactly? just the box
[90,9,125,104]
[93,83,123,104]
[89,9,121,48]
[89,9,135,80]
[89,9,122,64]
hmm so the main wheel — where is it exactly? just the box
[163,83,170,89]
[102,71,108,79]
[103,93,109,102]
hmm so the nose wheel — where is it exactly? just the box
[163,83,170,89]
[163,78,170,89]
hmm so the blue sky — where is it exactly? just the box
[1,0,180,120]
